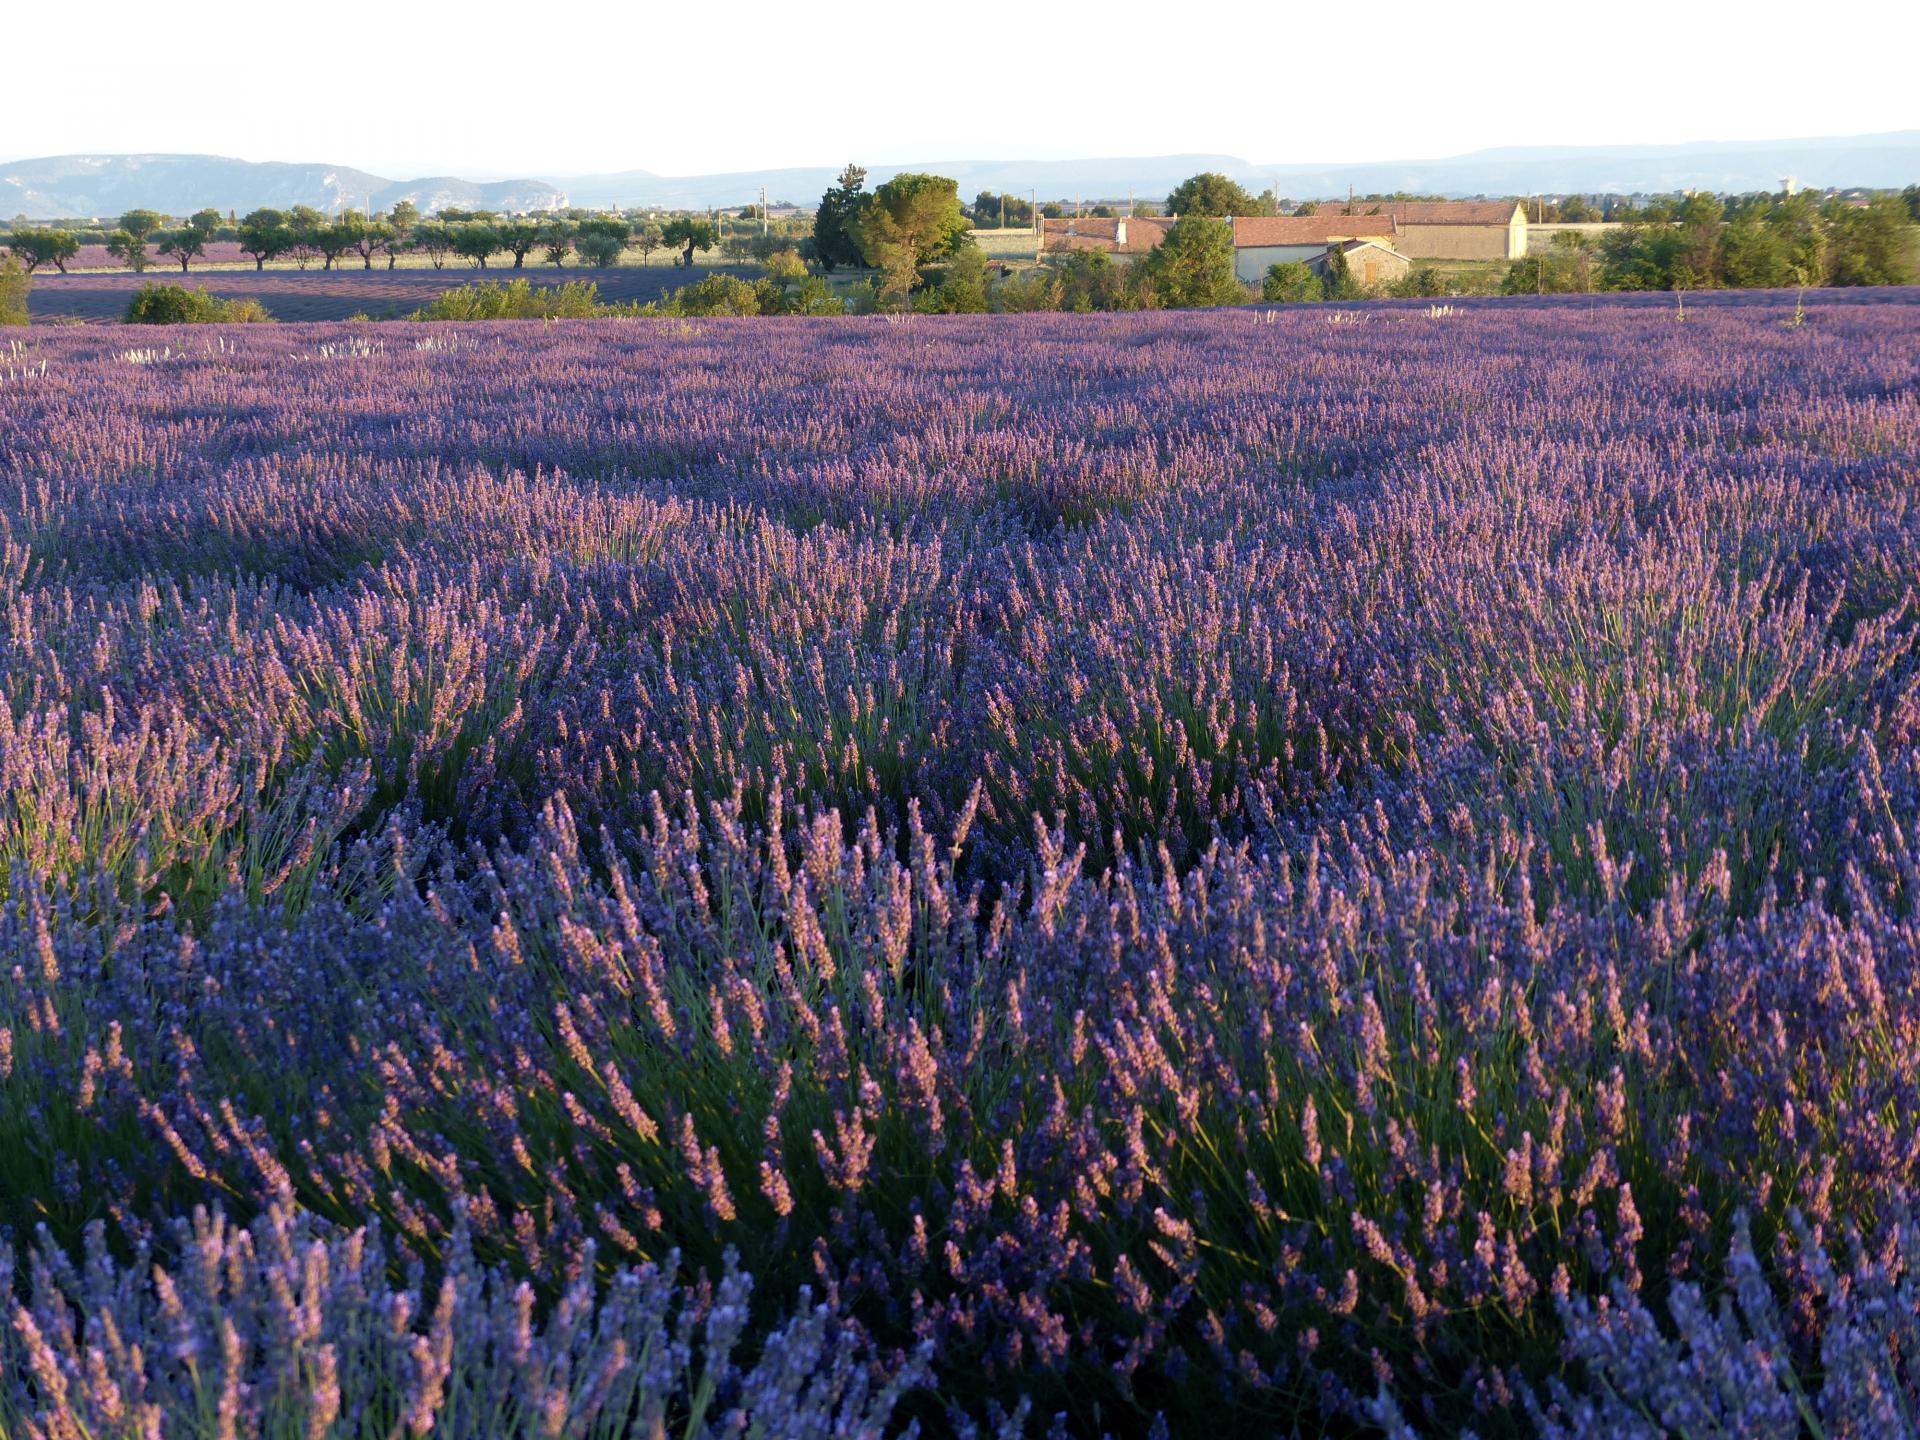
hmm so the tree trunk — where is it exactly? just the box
[683,240,695,267]
[363,253,373,270]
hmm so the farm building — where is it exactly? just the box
[1312,238,1413,288]
[1228,215,1399,284]
[1039,216,1172,259]
[1310,200,1529,259]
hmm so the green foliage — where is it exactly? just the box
[124,283,274,324]
[1052,249,1129,312]
[1388,265,1447,298]
[187,207,223,235]
[574,217,631,268]
[236,209,289,270]
[631,222,664,263]
[156,227,208,272]
[661,217,718,267]
[991,268,1059,312]
[1141,215,1243,307]
[0,256,27,326]
[409,221,456,269]
[539,221,575,266]
[408,278,607,320]
[971,190,1033,229]
[913,243,991,313]
[497,220,543,268]
[1720,215,1792,288]
[450,221,502,269]
[6,227,79,274]
[282,206,326,267]
[653,273,766,316]
[104,229,149,273]
[810,164,869,272]
[315,212,366,271]
[1165,172,1264,217]
[1502,247,1590,295]
[849,173,970,303]
[1261,260,1319,303]
[117,209,165,240]
[1825,195,1916,286]
[387,199,419,236]
[1321,246,1363,300]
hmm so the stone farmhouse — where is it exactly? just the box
[1038,200,1528,282]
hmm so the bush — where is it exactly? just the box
[124,284,274,324]
[1262,260,1320,303]
[654,273,767,317]
[0,256,27,325]
[410,279,607,321]
[1389,265,1447,298]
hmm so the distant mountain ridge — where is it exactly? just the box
[0,154,566,220]
[4,133,1916,219]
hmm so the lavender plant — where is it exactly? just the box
[2,290,1919,1435]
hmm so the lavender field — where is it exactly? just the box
[2,292,1920,1437]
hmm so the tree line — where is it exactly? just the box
[1507,191,1916,294]
[5,205,747,274]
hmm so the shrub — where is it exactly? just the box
[0,256,27,325]
[410,279,606,321]
[124,283,274,324]
[1262,259,1320,303]
[654,273,767,317]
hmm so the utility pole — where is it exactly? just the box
[760,186,768,236]
[1000,193,1006,229]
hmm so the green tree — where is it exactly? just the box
[310,213,363,271]
[1053,249,1128,312]
[1673,192,1725,287]
[810,165,870,272]
[1720,214,1791,288]
[848,173,969,302]
[1322,246,1363,300]
[539,221,575,266]
[1904,185,1920,223]
[451,221,503,269]
[236,209,289,270]
[913,243,990,313]
[1825,195,1916,286]
[1166,172,1259,217]
[385,201,419,267]
[1141,215,1241,307]
[104,229,151,272]
[187,207,223,237]
[497,220,543,269]
[354,220,396,270]
[157,227,208,272]
[573,217,631,267]
[410,222,456,269]
[0,255,27,325]
[661,217,719,268]
[284,207,326,268]
[7,228,80,274]
[632,222,663,264]
[1262,260,1319,302]
[118,209,166,242]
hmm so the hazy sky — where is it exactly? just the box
[12,0,1918,177]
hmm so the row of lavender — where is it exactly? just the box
[2,294,1919,1436]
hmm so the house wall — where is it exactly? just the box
[1310,247,1413,289]
[1396,223,1518,260]
[1234,243,1335,284]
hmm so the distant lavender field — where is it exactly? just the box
[2,294,1920,1437]
[26,264,739,321]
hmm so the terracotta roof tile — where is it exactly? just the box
[1230,216,1399,246]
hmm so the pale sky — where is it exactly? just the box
[10,0,1918,178]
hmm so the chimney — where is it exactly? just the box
[1115,218,1127,247]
